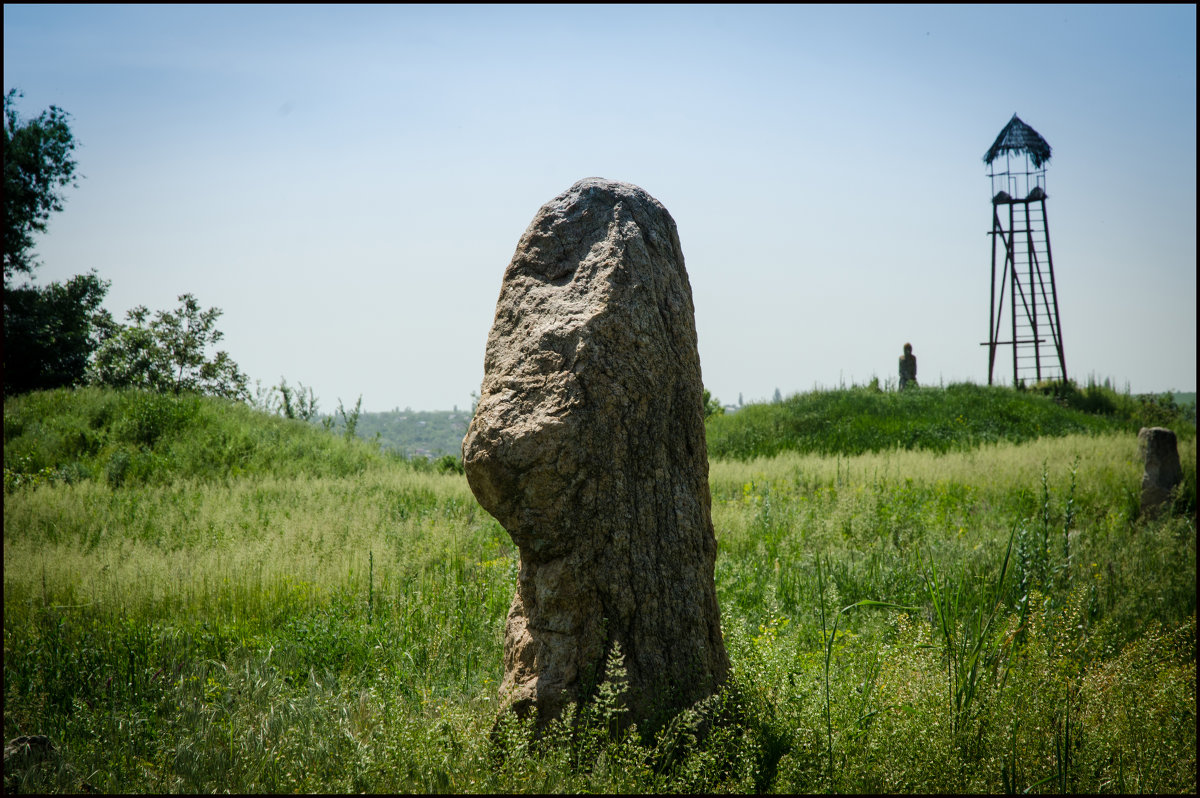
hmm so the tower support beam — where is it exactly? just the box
[982,195,1066,386]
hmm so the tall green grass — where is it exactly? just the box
[4,388,1196,792]
[2,387,400,490]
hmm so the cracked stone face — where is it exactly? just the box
[463,177,729,731]
[1138,426,1182,517]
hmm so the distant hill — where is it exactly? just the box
[338,385,1197,462]
[331,408,471,459]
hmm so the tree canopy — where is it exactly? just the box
[89,293,250,400]
[2,89,104,398]
[3,89,250,402]
[3,271,110,396]
[3,88,80,282]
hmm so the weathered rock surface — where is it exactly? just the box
[4,735,55,790]
[463,177,729,731]
[1138,426,1182,517]
[3,735,53,769]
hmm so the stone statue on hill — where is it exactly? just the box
[899,342,918,390]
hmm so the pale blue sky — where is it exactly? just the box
[5,4,1195,411]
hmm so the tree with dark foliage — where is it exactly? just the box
[4,89,249,401]
[2,89,109,398]
[4,272,110,396]
[3,88,79,281]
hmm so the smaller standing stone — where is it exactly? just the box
[898,343,917,390]
[1138,427,1182,517]
[4,735,54,770]
[4,735,55,791]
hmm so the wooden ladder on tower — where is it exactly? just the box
[986,196,1067,386]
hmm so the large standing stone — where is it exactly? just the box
[463,177,729,731]
[1138,426,1182,517]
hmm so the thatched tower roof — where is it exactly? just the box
[983,114,1052,168]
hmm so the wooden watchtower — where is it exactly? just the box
[982,114,1067,386]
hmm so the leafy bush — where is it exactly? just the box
[88,294,249,400]
[436,454,465,475]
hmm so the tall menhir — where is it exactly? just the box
[463,177,730,732]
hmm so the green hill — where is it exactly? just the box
[6,382,1194,490]
[706,382,1196,460]
[3,387,402,490]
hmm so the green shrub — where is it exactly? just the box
[435,454,465,475]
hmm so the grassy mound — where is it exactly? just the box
[706,382,1195,460]
[3,387,400,490]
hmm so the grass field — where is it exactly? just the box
[3,386,1196,793]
